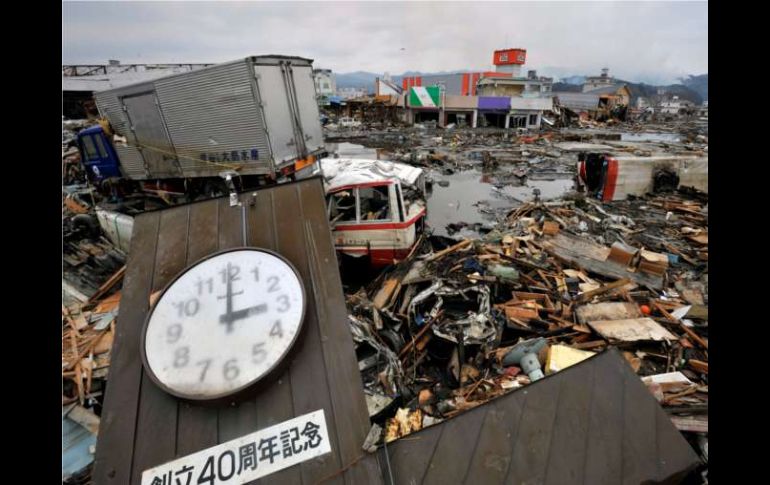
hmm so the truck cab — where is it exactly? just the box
[77,125,121,182]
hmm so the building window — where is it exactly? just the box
[529,114,538,126]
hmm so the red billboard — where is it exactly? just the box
[493,48,527,66]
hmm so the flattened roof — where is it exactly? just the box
[320,158,424,192]
[553,92,601,111]
[377,348,701,484]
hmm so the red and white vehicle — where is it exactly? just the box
[577,152,708,201]
[321,158,427,267]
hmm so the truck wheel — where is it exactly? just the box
[71,214,100,240]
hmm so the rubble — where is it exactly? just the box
[344,178,708,463]
[62,103,708,481]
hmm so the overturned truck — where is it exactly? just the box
[78,55,326,201]
[577,152,708,201]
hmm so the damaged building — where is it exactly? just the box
[399,48,554,129]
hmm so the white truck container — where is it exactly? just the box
[93,55,325,181]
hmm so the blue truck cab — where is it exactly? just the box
[77,125,122,181]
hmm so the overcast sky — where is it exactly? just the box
[63,1,707,84]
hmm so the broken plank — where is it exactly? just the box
[576,301,642,323]
[687,359,708,374]
[589,318,676,342]
[577,278,632,303]
[373,278,399,310]
[85,265,126,305]
[670,415,708,433]
[426,238,472,262]
[543,232,663,289]
[67,404,100,435]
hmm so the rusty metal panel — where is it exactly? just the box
[378,347,701,484]
[93,177,382,485]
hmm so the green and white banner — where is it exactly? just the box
[409,86,441,107]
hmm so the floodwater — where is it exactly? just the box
[620,132,681,143]
[326,142,575,237]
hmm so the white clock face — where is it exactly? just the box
[142,248,305,400]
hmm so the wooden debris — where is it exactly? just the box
[589,318,677,342]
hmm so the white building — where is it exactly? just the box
[660,95,694,115]
[337,87,367,100]
[313,69,336,97]
[583,68,615,93]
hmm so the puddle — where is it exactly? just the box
[620,132,681,142]
[426,169,573,237]
[327,142,575,238]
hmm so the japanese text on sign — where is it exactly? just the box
[199,148,259,163]
[141,410,331,485]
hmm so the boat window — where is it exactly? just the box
[329,190,358,224]
[358,186,391,221]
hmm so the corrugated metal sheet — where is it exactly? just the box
[554,92,601,111]
[64,68,209,93]
[155,59,272,177]
[377,347,701,484]
[114,144,147,179]
[92,178,383,485]
[286,62,325,159]
[94,89,135,142]
[62,412,96,481]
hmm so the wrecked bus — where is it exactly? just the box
[321,158,427,267]
[577,152,708,201]
[76,55,325,201]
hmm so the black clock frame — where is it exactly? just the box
[139,246,308,404]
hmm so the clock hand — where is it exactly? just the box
[218,262,244,332]
[228,303,268,322]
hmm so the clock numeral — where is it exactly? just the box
[173,346,189,368]
[220,263,240,283]
[196,359,212,382]
[277,295,290,313]
[252,342,267,364]
[267,276,280,292]
[251,267,259,282]
[173,298,199,318]
[223,359,240,381]
[270,320,283,339]
[167,323,182,343]
[196,277,213,295]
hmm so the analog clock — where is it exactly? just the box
[140,248,306,401]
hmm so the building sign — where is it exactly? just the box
[141,410,331,485]
[409,86,441,108]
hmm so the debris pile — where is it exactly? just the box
[345,188,708,456]
[63,184,126,484]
